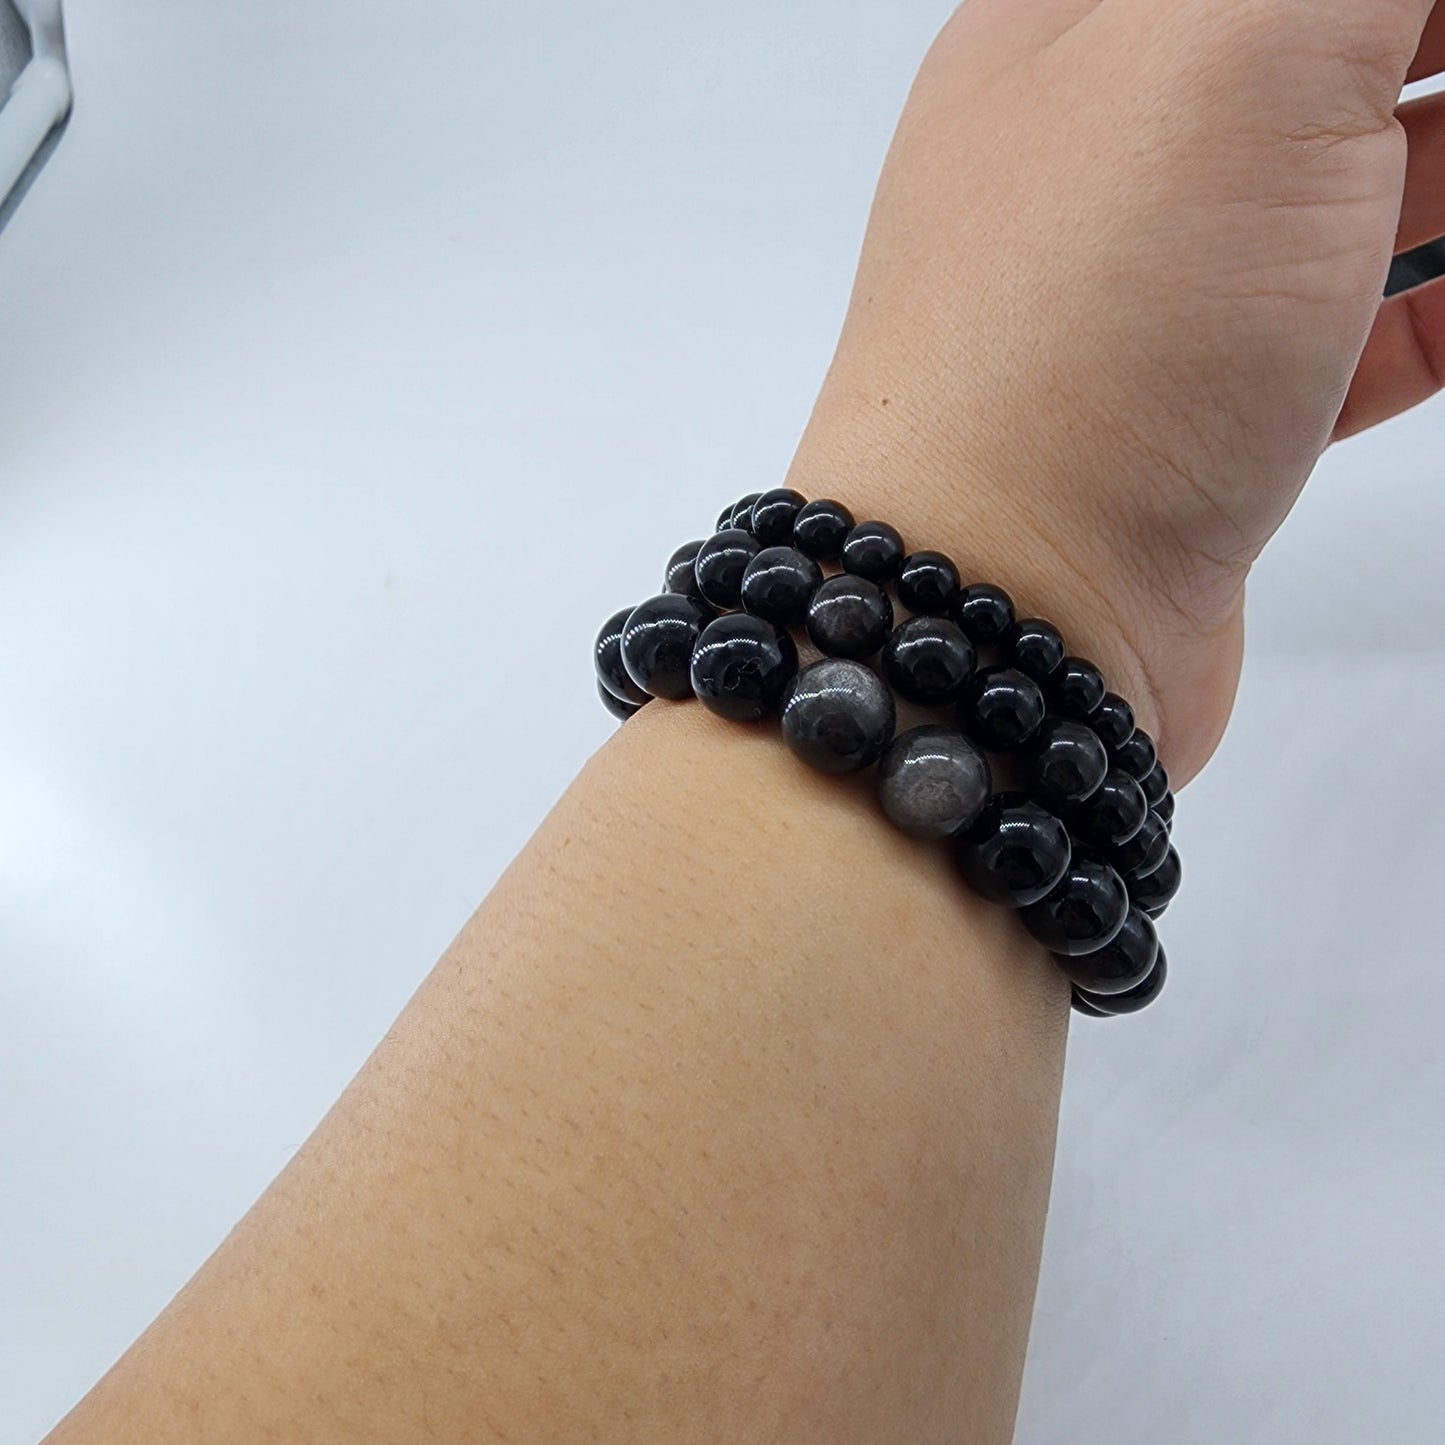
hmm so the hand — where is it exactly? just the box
[788,0,1445,781]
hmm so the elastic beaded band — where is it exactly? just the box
[594,489,1181,1017]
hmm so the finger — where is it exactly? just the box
[1331,275,1445,440]
[1398,91,1445,253]
[1407,2,1445,81]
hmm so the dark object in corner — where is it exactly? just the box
[1387,238,1445,296]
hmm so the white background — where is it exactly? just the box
[2,3,1443,1441]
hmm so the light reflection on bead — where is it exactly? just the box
[876,725,992,840]
[779,657,896,774]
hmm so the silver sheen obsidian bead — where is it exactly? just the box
[779,658,896,774]
[739,546,823,629]
[881,617,976,706]
[806,575,893,659]
[876,725,992,841]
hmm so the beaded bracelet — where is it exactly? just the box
[593,489,1181,1017]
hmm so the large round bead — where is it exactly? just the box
[690,613,798,721]
[961,665,1046,752]
[1074,948,1168,1015]
[594,606,650,706]
[694,528,760,609]
[1112,728,1158,780]
[1023,718,1109,809]
[949,582,1015,647]
[1111,810,1170,880]
[1054,906,1158,994]
[876,725,992,841]
[792,497,855,561]
[954,793,1071,907]
[1050,656,1105,720]
[1127,845,1181,917]
[739,545,823,628]
[1004,617,1066,682]
[597,679,645,723]
[664,540,707,601]
[619,594,712,700]
[881,617,976,705]
[1069,768,1148,848]
[841,520,905,583]
[779,658,895,774]
[750,488,807,546]
[1020,851,1130,957]
[806,575,893,659]
[896,550,961,616]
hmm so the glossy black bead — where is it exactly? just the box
[961,666,1047,752]
[1070,990,1114,1017]
[594,606,651,707]
[729,492,764,533]
[841,520,905,583]
[1069,768,1147,848]
[1112,728,1157,780]
[806,575,893,659]
[619,594,712,700]
[881,617,976,705]
[1021,850,1129,957]
[949,583,1015,647]
[750,488,807,546]
[1090,692,1135,750]
[1054,906,1158,994]
[1139,762,1169,807]
[1051,656,1106,720]
[954,792,1072,907]
[896,551,961,616]
[1127,845,1181,918]
[694,528,760,609]
[716,502,737,531]
[689,613,798,722]
[1024,718,1109,809]
[792,497,855,562]
[664,540,707,601]
[1075,948,1168,1015]
[1111,810,1169,880]
[597,679,645,723]
[1004,617,1066,682]
[738,545,822,628]
[779,658,896,774]
[876,725,992,841]
[1155,791,1176,829]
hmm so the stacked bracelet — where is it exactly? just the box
[593,489,1181,1017]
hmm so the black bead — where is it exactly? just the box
[1070,990,1114,1017]
[1020,850,1129,957]
[961,666,1047,752]
[694,528,760,609]
[1004,617,1066,682]
[594,606,651,706]
[1075,948,1168,1015]
[806,575,893,659]
[597,678,645,723]
[1023,718,1109,809]
[1155,791,1176,829]
[896,551,961,616]
[954,792,1072,908]
[689,613,798,721]
[716,502,736,531]
[1069,768,1147,848]
[792,498,855,561]
[664,540,707,601]
[1128,845,1181,917]
[876,725,992,841]
[729,492,764,534]
[1054,907,1158,994]
[1139,762,1169,807]
[881,617,976,705]
[1111,810,1169,880]
[1113,729,1157,780]
[1090,692,1136,750]
[619,594,712,700]
[779,658,896,774]
[750,488,807,546]
[950,583,1015,647]
[841,520,905,583]
[1051,656,1106,720]
[739,546,822,628]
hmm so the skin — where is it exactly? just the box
[45,1,1445,1441]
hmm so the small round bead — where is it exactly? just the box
[1128,845,1181,917]
[1023,718,1109,809]
[896,551,961,616]
[1075,948,1168,1015]
[1111,810,1170,880]
[664,540,707,601]
[1090,692,1136,751]
[1069,768,1148,848]
[1155,791,1176,829]
[729,492,764,533]
[689,613,798,721]
[876,725,992,841]
[1112,728,1158,780]
[949,583,1015,647]
[1051,656,1106,720]
[597,679,645,723]
[716,502,737,531]
[806,575,893,659]
[841,520,905,583]
[780,658,896,774]
[881,617,976,705]
[594,606,651,706]
[620,594,712,700]
[961,665,1047,752]
[1021,851,1130,957]
[694,528,760,609]
[1070,990,1114,1017]
[1139,762,1169,807]
[1004,617,1066,682]
[954,793,1072,908]
[739,546,823,628]
[750,488,807,546]
[1054,906,1158,995]
[792,498,855,561]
